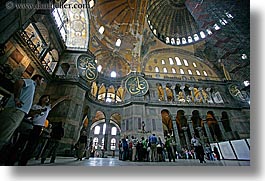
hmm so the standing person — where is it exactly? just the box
[76,130,87,161]
[121,136,128,161]
[17,95,69,166]
[0,74,44,150]
[131,136,137,161]
[191,133,199,158]
[213,146,221,161]
[141,137,147,161]
[40,122,64,164]
[86,137,93,159]
[165,135,175,162]
[34,123,52,160]
[197,144,206,163]
[205,143,214,161]
[148,133,158,162]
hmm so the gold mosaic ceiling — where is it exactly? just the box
[87,0,249,81]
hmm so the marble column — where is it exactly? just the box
[162,85,168,102]
[171,114,182,152]
[103,117,111,155]
[180,85,187,101]
[205,87,213,104]
[189,86,195,103]
[198,87,206,103]
[171,85,177,102]
[182,127,191,150]
[104,88,108,102]
[203,120,214,143]
[216,116,228,141]
[187,116,195,135]
[114,87,117,103]
[96,83,101,100]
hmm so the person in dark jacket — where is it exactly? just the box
[76,130,87,161]
[40,122,64,164]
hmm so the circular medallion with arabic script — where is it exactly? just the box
[77,54,98,81]
[125,76,149,96]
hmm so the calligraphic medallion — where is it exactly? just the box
[228,84,249,102]
[77,54,98,81]
[125,76,149,96]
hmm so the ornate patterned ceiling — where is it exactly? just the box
[85,0,249,81]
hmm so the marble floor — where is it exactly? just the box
[26,157,250,166]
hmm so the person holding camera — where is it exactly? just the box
[18,94,70,166]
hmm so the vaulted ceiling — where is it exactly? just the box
[87,0,249,81]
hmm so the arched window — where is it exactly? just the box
[111,127,117,135]
[97,65,102,72]
[94,126,100,135]
[200,31,206,38]
[172,68,176,73]
[182,37,187,44]
[52,9,67,41]
[175,57,182,65]
[180,69,184,74]
[110,71,117,78]
[153,29,157,35]
[166,37,170,43]
[93,137,98,149]
[163,67,168,73]
[188,36,193,43]
[161,59,165,65]
[206,29,213,35]
[188,69,192,75]
[213,23,221,30]
[203,71,208,76]
[115,39,121,47]
[193,62,197,67]
[176,38,181,45]
[196,70,201,75]
[171,38,175,45]
[194,34,199,41]
[98,26,105,34]
[169,58,174,65]
[183,59,189,66]
[155,67,159,72]
[110,138,116,150]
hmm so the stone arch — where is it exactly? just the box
[191,110,203,137]
[206,111,222,142]
[221,111,232,132]
[156,83,164,101]
[161,109,172,136]
[165,83,174,102]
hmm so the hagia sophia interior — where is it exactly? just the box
[0,0,250,162]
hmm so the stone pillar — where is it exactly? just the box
[198,87,206,103]
[180,85,187,101]
[189,86,195,103]
[205,87,213,103]
[114,87,117,103]
[196,127,205,146]
[216,116,228,141]
[203,120,214,143]
[95,83,101,100]
[103,117,111,156]
[187,116,195,135]
[172,85,177,102]
[171,114,182,152]
[104,88,108,102]
[182,127,191,149]
[149,89,156,101]
[45,82,86,155]
[162,85,168,102]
